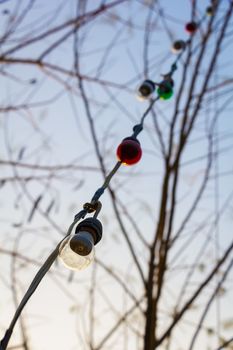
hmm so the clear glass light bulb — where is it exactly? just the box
[59,232,95,271]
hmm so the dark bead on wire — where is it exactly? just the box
[133,124,143,136]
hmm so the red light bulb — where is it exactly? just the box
[185,21,197,34]
[116,137,142,165]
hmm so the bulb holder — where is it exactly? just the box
[116,137,142,165]
[70,232,94,256]
[185,21,198,34]
[75,217,103,245]
[67,217,102,257]
[138,79,155,98]
[157,80,174,100]
[59,217,101,270]
[172,40,186,53]
[206,6,214,16]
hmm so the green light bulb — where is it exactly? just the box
[157,81,173,100]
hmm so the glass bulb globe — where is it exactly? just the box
[59,232,95,271]
[136,93,148,102]
[116,138,142,165]
[185,21,197,34]
[157,81,174,100]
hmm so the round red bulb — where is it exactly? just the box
[185,21,197,34]
[116,138,142,165]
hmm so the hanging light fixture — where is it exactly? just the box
[116,137,142,165]
[157,78,174,100]
[137,79,156,100]
[59,217,102,270]
[171,40,186,54]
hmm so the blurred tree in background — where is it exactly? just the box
[0,0,233,349]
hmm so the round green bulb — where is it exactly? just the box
[157,82,173,100]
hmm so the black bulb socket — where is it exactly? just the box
[122,136,140,144]
[70,217,103,256]
[173,40,186,51]
[138,80,155,97]
[70,232,94,256]
[206,6,214,15]
[75,217,103,245]
[159,79,174,93]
